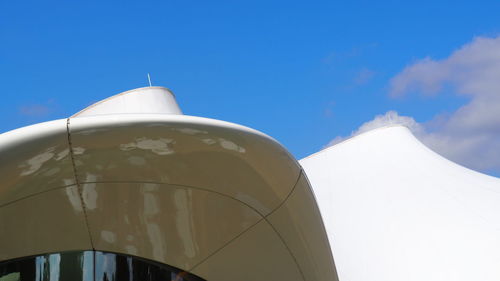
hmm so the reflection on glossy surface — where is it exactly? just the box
[83,182,262,270]
[120,137,175,156]
[217,138,246,153]
[0,251,204,281]
[95,252,205,281]
[18,147,63,176]
[69,115,301,215]
[0,120,75,206]
[0,251,93,281]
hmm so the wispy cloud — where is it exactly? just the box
[328,36,500,175]
[18,99,56,117]
[353,67,376,85]
[322,43,378,65]
[19,104,51,117]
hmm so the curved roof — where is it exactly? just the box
[0,87,338,281]
[300,125,500,281]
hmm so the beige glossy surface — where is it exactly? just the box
[0,186,92,260]
[0,111,337,281]
[0,119,75,206]
[83,182,262,270]
[191,219,304,281]
[69,114,300,216]
[267,173,338,281]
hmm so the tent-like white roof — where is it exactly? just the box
[301,125,500,281]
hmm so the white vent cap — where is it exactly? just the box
[72,86,182,117]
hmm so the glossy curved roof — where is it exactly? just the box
[0,87,338,281]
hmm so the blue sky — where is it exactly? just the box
[1,0,500,175]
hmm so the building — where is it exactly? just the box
[0,87,337,281]
[1,86,499,281]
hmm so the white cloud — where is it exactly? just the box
[390,36,500,98]
[328,111,424,146]
[329,36,500,175]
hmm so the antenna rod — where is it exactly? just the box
[147,73,152,87]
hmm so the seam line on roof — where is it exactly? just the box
[76,180,268,218]
[73,161,302,219]
[186,217,266,273]
[263,170,307,281]
[0,183,78,209]
[67,117,95,250]
[266,170,303,217]
[187,171,306,280]
[264,217,307,281]
[180,171,304,277]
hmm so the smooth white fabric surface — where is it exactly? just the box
[301,126,500,281]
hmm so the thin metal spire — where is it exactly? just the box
[147,73,152,87]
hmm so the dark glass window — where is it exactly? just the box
[0,251,204,281]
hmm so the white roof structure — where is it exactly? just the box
[2,84,499,281]
[0,86,337,281]
[300,126,500,281]
[72,86,182,117]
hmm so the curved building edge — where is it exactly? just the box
[0,87,339,281]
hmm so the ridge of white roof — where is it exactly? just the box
[302,125,499,181]
[301,124,410,161]
[300,123,500,281]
